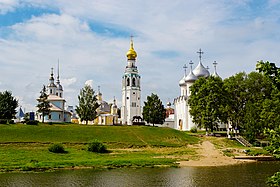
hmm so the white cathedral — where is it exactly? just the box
[121,38,142,125]
[174,49,220,131]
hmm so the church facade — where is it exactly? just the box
[37,67,72,123]
[121,38,142,125]
[174,49,219,131]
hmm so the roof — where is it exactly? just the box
[47,94,65,101]
[193,61,210,78]
[49,103,63,112]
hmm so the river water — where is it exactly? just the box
[0,162,279,187]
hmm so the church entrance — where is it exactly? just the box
[179,119,182,130]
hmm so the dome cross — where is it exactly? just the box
[197,48,204,62]
[183,64,188,76]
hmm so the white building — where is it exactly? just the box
[121,38,142,125]
[37,66,71,123]
[174,49,221,131]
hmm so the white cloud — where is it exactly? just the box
[1,0,280,110]
[61,77,77,87]
[0,0,19,14]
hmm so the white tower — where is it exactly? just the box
[121,37,141,125]
[56,62,63,98]
[48,68,57,95]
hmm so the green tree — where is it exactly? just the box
[223,72,247,131]
[242,72,273,141]
[256,61,280,185]
[224,71,273,141]
[36,85,51,123]
[261,90,280,130]
[189,76,227,132]
[0,90,18,121]
[142,93,165,126]
[76,85,100,125]
[256,60,280,90]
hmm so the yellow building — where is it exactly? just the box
[79,89,118,125]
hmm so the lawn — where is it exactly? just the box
[0,124,200,172]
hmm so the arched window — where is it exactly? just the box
[132,78,136,86]
[127,78,130,86]
[50,89,52,94]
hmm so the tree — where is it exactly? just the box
[256,61,280,185]
[142,93,165,126]
[188,76,227,132]
[256,60,280,90]
[243,72,273,141]
[223,72,247,131]
[0,90,18,121]
[76,85,99,125]
[36,85,51,123]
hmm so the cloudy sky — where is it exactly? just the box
[0,0,280,112]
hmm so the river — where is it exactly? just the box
[0,162,279,187]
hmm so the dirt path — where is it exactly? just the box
[179,140,254,167]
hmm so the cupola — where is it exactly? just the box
[126,37,137,60]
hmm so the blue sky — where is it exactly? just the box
[1,0,280,111]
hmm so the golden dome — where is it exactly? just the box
[126,38,137,60]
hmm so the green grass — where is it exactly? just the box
[0,124,200,172]
[244,148,270,156]
[0,124,199,148]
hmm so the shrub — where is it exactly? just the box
[267,171,280,186]
[26,120,39,125]
[190,127,198,133]
[8,120,15,124]
[87,140,108,153]
[48,143,66,153]
[0,119,7,124]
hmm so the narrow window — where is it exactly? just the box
[132,78,136,86]
[127,78,130,86]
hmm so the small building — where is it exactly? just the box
[37,67,71,123]
[78,88,118,125]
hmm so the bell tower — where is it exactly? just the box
[121,37,141,125]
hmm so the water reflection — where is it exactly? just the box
[0,162,279,187]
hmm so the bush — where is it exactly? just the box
[190,127,198,133]
[0,119,7,124]
[8,120,15,124]
[48,143,66,153]
[267,171,280,186]
[26,120,39,125]
[87,140,108,153]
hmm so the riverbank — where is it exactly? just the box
[179,140,255,167]
[0,124,270,172]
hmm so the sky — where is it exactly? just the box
[1,0,280,112]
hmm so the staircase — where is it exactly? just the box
[235,136,252,147]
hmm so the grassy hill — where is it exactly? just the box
[0,124,199,147]
[0,124,200,172]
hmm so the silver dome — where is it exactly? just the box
[193,61,210,78]
[185,70,198,83]
[179,76,186,86]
